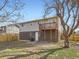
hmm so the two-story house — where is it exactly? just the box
[19,16,61,42]
[0,16,61,42]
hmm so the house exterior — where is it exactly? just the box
[0,16,61,42]
[0,24,19,41]
[6,24,19,34]
[0,26,6,34]
[0,25,19,34]
[19,16,61,42]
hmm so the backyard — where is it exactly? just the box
[0,41,79,59]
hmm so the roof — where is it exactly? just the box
[19,16,59,24]
[0,16,59,27]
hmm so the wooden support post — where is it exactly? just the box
[43,24,46,41]
[43,31,45,40]
[18,33,19,40]
[50,30,52,41]
[44,30,45,40]
[55,30,58,42]
[55,30,56,41]
[50,30,51,41]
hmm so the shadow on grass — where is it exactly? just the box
[0,41,35,51]
[8,48,65,59]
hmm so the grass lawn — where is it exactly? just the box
[0,41,79,59]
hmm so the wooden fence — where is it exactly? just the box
[0,33,19,42]
[61,34,79,41]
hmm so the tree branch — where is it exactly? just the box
[0,0,8,11]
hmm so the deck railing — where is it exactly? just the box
[39,22,58,30]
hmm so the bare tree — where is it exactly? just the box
[0,0,24,25]
[44,0,79,48]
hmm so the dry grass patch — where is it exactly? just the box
[0,41,79,59]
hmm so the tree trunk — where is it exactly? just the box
[64,37,69,48]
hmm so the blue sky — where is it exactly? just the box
[0,0,46,26]
[20,0,45,22]
[0,0,55,26]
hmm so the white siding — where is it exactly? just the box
[19,17,60,33]
[6,25,19,34]
[48,18,57,23]
[20,22,39,32]
[39,18,57,24]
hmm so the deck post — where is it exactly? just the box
[50,30,52,41]
[35,32,39,42]
[44,30,45,40]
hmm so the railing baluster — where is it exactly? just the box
[39,22,57,30]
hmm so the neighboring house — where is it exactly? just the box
[6,24,19,34]
[0,26,6,34]
[19,16,61,42]
[0,25,19,34]
[75,28,79,34]
[0,24,19,41]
